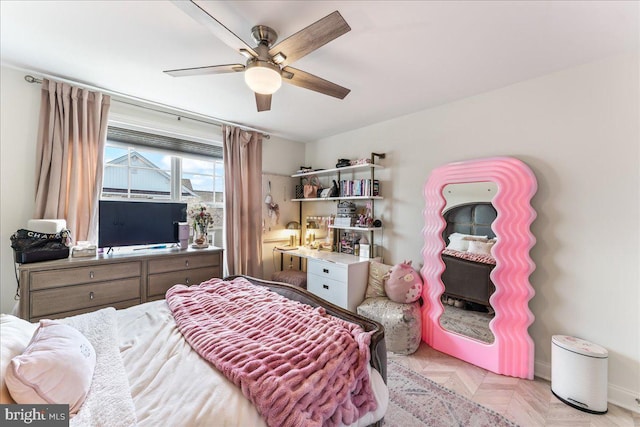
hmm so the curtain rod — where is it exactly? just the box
[23,74,270,139]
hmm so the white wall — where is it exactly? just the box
[305,53,639,411]
[0,67,40,314]
[261,143,305,280]
[0,65,304,313]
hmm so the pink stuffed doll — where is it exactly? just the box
[384,260,423,303]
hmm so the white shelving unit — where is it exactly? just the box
[292,163,384,202]
[291,163,385,177]
[291,153,386,258]
[292,196,383,202]
[328,225,382,232]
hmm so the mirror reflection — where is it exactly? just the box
[439,182,497,343]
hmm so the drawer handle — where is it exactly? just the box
[89,291,95,300]
[185,260,189,267]
[185,277,190,285]
[322,284,329,290]
[89,271,94,279]
[322,268,329,274]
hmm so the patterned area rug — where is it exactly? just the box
[382,360,518,427]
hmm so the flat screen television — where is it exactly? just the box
[98,200,187,249]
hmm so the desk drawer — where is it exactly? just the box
[307,259,347,283]
[30,278,141,318]
[30,262,141,290]
[148,266,220,297]
[307,274,348,308]
[148,253,220,274]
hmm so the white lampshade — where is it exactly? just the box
[244,61,282,95]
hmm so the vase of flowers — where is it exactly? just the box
[188,204,213,248]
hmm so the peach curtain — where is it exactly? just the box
[222,125,263,276]
[34,79,110,244]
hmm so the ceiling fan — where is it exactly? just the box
[165,0,351,112]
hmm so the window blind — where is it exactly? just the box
[107,126,223,159]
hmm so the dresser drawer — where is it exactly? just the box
[31,299,140,322]
[307,274,348,308]
[30,262,141,291]
[307,259,347,283]
[148,253,220,274]
[148,266,220,298]
[30,278,141,318]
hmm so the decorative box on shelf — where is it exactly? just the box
[72,242,97,258]
[336,201,356,215]
[359,244,370,258]
[334,217,356,227]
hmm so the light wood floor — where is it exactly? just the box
[388,343,640,426]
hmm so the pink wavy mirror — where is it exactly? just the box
[421,156,537,379]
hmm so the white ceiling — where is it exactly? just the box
[1,1,637,142]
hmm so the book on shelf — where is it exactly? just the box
[339,179,379,197]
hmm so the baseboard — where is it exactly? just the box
[534,360,551,382]
[608,384,640,414]
[535,359,639,414]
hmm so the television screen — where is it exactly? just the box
[98,200,187,248]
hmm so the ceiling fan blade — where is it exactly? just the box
[282,66,350,99]
[171,0,257,58]
[164,64,245,77]
[255,93,272,112]
[269,11,350,67]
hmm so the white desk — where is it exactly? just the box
[275,247,368,264]
[275,247,369,312]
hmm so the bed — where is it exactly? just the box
[1,275,388,427]
[441,203,497,309]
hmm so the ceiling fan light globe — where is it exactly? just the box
[245,64,282,95]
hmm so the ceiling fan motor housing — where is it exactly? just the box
[251,25,278,47]
[244,28,284,95]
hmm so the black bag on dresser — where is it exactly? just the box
[10,229,71,264]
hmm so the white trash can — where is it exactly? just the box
[551,335,608,414]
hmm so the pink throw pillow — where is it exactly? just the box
[0,314,37,404]
[384,261,423,303]
[5,319,96,415]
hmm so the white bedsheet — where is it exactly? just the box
[117,300,388,427]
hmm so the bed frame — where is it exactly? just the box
[226,275,387,384]
[441,254,495,307]
[441,203,497,308]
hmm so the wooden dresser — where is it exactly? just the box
[17,247,223,321]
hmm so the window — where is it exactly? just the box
[103,146,173,199]
[101,126,224,245]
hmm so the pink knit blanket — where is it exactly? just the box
[165,277,377,427]
[443,248,496,265]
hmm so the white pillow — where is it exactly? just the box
[446,233,490,251]
[445,238,469,251]
[0,314,37,404]
[448,232,489,242]
[5,319,96,415]
[467,240,495,256]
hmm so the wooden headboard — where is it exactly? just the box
[443,202,497,241]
